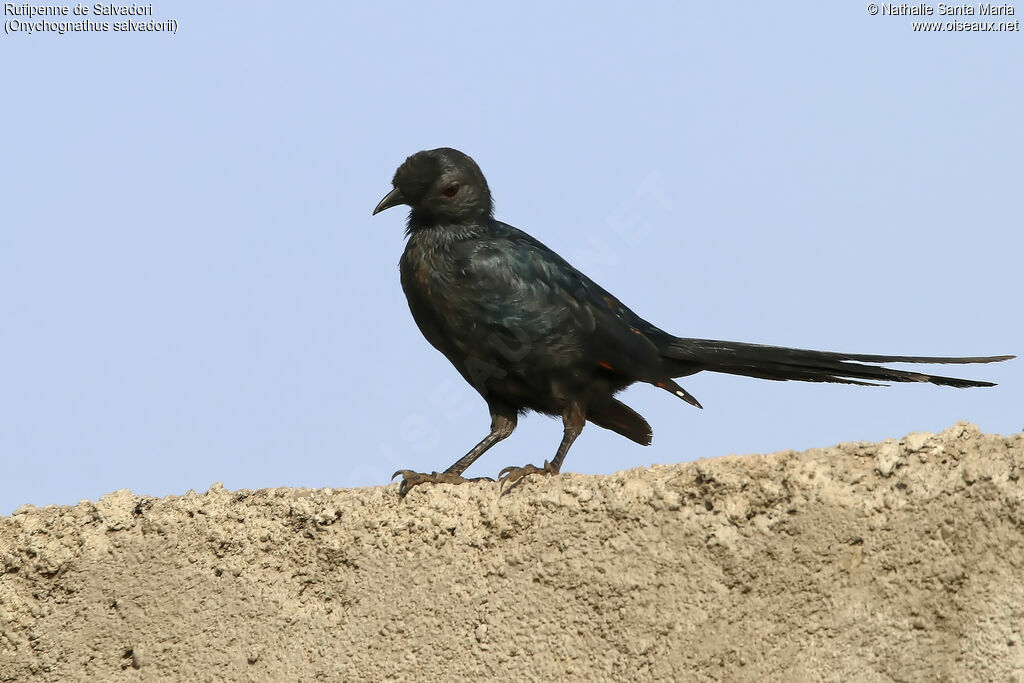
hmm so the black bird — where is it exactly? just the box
[373,148,1013,495]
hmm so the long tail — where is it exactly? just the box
[661,338,1013,388]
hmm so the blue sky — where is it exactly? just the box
[2,2,1020,514]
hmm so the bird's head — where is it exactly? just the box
[373,148,493,225]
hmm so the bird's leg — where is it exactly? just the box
[393,407,517,497]
[498,402,585,490]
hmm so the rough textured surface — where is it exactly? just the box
[1,423,1022,682]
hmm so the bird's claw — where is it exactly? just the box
[391,470,493,498]
[497,460,558,492]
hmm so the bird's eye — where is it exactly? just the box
[442,183,460,198]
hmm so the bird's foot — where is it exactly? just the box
[391,470,493,498]
[497,460,559,492]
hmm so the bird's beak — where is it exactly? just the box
[373,187,407,216]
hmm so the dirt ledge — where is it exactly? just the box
[2,422,1023,682]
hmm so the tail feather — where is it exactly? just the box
[662,338,1013,389]
[655,378,703,408]
[588,398,653,445]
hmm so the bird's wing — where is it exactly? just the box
[457,224,667,379]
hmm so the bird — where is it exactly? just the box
[372,147,1013,496]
